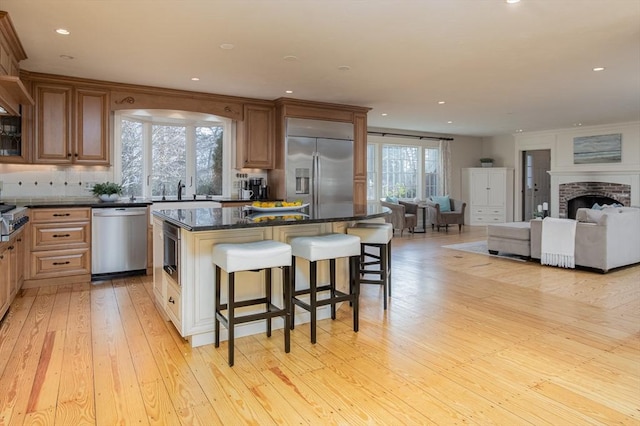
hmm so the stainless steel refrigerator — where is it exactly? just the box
[286,118,354,208]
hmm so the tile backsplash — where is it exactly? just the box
[0,164,112,200]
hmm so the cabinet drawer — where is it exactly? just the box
[166,281,181,324]
[31,208,91,223]
[30,248,90,280]
[32,222,90,250]
[472,207,505,215]
[472,215,504,223]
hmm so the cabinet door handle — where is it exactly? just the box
[53,261,71,266]
[53,213,71,217]
[52,234,71,238]
[168,297,175,304]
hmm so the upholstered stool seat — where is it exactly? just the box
[347,222,393,309]
[289,233,361,343]
[212,240,292,366]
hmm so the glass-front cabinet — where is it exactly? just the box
[0,114,26,163]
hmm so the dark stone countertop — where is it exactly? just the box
[13,197,153,209]
[152,203,390,231]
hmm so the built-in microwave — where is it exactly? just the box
[163,221,180,285]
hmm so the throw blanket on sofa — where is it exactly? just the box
[541,217,577,268]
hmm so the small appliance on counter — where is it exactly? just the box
[249,178,269,200]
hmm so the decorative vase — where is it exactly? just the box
[99,194,120,202]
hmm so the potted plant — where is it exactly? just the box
[480,158,494,167]
[92,181,123,202]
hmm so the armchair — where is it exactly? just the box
[425,197,466,232]
[380,200,418,236]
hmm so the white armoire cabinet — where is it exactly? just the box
[462,167,514,225]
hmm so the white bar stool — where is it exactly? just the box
[212,240,292,366]
[347,222,393,309]
[289,233,361,344]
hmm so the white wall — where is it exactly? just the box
[512,121,640,218]
[449,135,483,199]
[482,134,516,168]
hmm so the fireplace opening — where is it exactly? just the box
[567,195,620,219]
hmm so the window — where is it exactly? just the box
[367,134,442,201]
[424,147,440,199]
[381,145,418,199]
[367,144,377,200]
[115,110,230,199]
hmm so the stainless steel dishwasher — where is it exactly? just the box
[92,207,148,277]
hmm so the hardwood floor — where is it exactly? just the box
[1,226,638,425]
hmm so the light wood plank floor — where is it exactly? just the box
[1,226,638,425]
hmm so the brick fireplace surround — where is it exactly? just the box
[558,181,631,218]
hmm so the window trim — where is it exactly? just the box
[367,134,440,201]
[114,110,233,199]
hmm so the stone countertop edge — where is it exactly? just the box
[15,199,153,208]
[152,205,391,232]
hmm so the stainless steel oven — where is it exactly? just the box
[163,221,180,285]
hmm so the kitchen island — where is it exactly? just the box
[152,203,389,347]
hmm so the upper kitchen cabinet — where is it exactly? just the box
[236,103,275,169]
[32,81,110,165]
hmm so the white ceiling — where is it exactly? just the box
[2,0,640,137]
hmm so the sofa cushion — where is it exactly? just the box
[431,195,451,212]
[487,222,531,241]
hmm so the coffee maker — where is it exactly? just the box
[249,178,269,200]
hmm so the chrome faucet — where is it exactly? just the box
[177,180,185,200]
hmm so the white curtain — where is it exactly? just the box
[439,139,451,195]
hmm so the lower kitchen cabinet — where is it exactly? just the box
[0,243,10,319]
[24,207,91,286]
[0,226,25,319]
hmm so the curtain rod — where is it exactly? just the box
[367,131,454,141]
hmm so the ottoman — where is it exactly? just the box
[487,222,531,257]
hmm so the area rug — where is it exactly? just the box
[443,240,528,262]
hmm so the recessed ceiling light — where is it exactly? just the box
[381,113,388,116]
[447,121,453,124]
[59,54,74,60]
[438,101,446,105]
[220,43,234,50]
[338,65,351,71]
[283,55,298,61]
[592,67,605,72]
[55,28,70,35]
[191,77,200,81]
[285,90,293,94]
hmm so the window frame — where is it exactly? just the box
[367,134,441,202]
[113,110,233,199]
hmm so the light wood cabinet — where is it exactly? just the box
[236,103,275,169]
[25,207,91,286]
[0,242,11,319]
[33,82,109,165]
[462,167,514,225]
[0,226,25,319]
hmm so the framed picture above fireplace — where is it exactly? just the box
[573,133,622,164]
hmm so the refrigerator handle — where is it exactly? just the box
[312,152,319,206]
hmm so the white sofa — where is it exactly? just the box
[531,207,640,273]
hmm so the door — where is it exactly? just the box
[522,150,551,220]
[316,138,353,206]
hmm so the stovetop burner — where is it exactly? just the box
[0,204,16,214]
